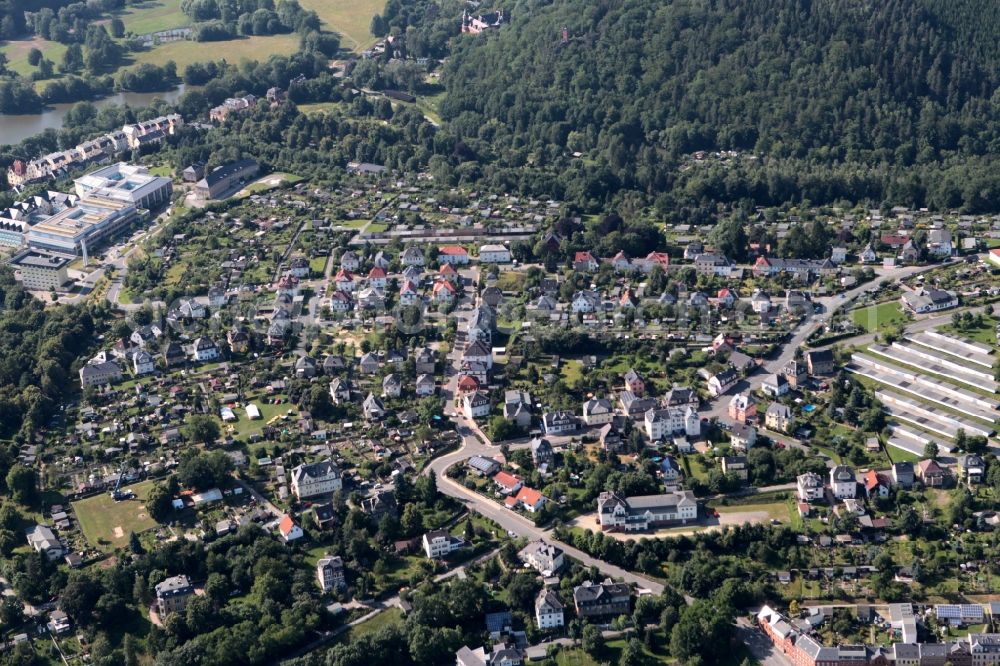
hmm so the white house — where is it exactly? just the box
[597,490,698,531]
[438,246,470,265]
[797,472,825,502]
[571,290,600,313]
[278,515,304,543]
[900,288,958,314]
[290,460,342,500]
[422,529,463,558]
[401,246,425,267]
[191,337,220,362]
[761,373,789,397]
[643,406,700,441]
[707,368,738,397]
[535,589,564,630]
[131,350,156,375]
[582,398,614,426]
[829,465,857,499]
[463,391,491,419]
[479,244,512,263]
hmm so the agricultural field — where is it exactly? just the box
[0,37,68,77]
[73,480,159,551]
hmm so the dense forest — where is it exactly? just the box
[0,267,103,444]
[427,0,1000,212]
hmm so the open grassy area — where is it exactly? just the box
[887,444,922,463]
[298,0,382,52]
[131,33,301,69]
[297,101,346,115]
[335,607,403,644]
[73,480,159,551]
[117,0,189,35]
[1,37,68,77]
[851,301,908,332]
[236,172,304,197]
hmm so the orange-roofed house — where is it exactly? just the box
[439,262,460,283]
[334,269,356,292]
[368,266,387,288]
[493,471,523,494]
[438,246,469,265]
[512,486,547,512]
[864,470,890,499]
[278,514,303,543]
[990,248,1000,268]
[573,251,599,272]
[433,279,456,303]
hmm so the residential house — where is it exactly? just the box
[765,403,794,433]
[340,250,360,271]
[329,378,351,404]
[467,456,501,477]
[463,391,491,419]
[582,397,614,426]
[438,246,470,265]
[573,251,599,272]
[535,589,565,630]
[358,352,380,374]
[599,424,623,452]
[729,422,757,450]
[506,486,547,512]
[278,514,304,543]
[623,369,645,396]
[797,472,824,502]
[660,456,682,483]
[728,392,757,422]
[751,290,771,314]
[479,244,511,263]
[79,361,122,387]
[360,491,398,521]
[892,461,915,489]
[721,455,748,481]
[959,454,985,486]
[155,575,194,616]
[504,390,532,427]
[191,337,220,362]
[26,524,63,560]
[542,411,579,435]
[916,459,949,487]
[518,540,564,574]
[707,367,738,397]
[493,472,523,495]
[290,460,342,500]
[901,288,958,314]
[830,465,857,499]
[382,373,402,398]
[664,386,699,409]
[422,529,463,558]
[644,406,700,441]
[316,555,347,592]
[761,373,789,398]
[363,393,386,420]
[414,347,436,374]
[530,437,555,468]
[573,580,632,619]
[805,349,834,376]
[401,246,424,267]
[864,470,890,499]
[415,373,435,396]
[859,244,877,263]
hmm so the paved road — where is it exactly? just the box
[736,618,792,666]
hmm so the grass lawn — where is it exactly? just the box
[131,33,300,69]
[559,359,584,384]
[886,444,922,463]
[335,607,403,644]
[367,222,388,233]
[297,101,346,115]
[495,271,526,292]
[298,0,382,52]
[940,322,998,347]
[309,256,328,273]
[236,172,304,197]
[116,0,189,34]
[1,37,68,77]
[851,301,908,333]
[73,480,159,551]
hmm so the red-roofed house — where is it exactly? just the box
[278,515,303,543]
[334,269,356,292]
[643,252,670,271]
[438,246,469,265]
[456,374,480,393]
[880,234,909,248]
[574,251,599,272]
[717,288,736,307]
[510,486,547,512]
[368,266,387,288]
[433,279,456,303]
[439,262,459,283]
[493,471,523,494]
[399,279,419,305]
[990,248,1000,268]
[863,470,890,498]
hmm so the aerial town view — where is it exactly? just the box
[0,0,999,665]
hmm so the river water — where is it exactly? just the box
[0,84,189,146]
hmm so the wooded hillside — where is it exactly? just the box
[434,0,1000,212]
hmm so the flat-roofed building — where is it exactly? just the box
[11,250,70,290]
[73,163,172,210]
[27,195,137,264]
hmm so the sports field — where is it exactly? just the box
[73,480,159,551]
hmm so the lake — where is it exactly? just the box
[0,84,189,146]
